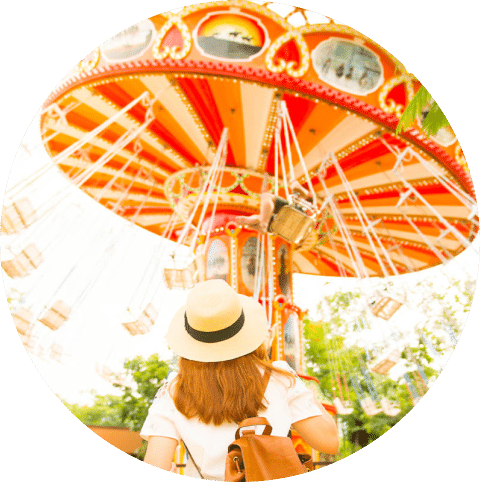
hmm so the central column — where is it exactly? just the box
[198,212,305,373]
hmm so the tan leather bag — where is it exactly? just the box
[225,417,313,481]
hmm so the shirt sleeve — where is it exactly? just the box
[272,361,323,423]
[140,384,180,442]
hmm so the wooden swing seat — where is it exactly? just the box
[38,300,71,330]
[268,205,316,245]
[333,397,354,415]
[371,297,402,320]
[95,364,130,386]
[136,303,158,327]
[122,303,157,336]
[1,198,36,234]
[164,260,198,290]
[13,307,34,336]
[19,333,36,351]
[96,363,114,379]
[380,397,401,416]
[122,321,149,336]
[360,397,383,416]
[369,350,401,375]
[22,244,44,268]
[2,244,44,278]
[50,344,63,362]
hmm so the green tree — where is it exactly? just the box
[63,393,125,427]
[63,354,172,459]
[114,354,172,459]
[396,85,450,137]
[116,354,171,432]
[301,279,469,458]
[304,315,414,458]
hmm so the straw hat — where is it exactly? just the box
[166,279,269,362]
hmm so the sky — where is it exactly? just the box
[3,113,477,404]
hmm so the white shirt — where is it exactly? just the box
[140,361,322,480]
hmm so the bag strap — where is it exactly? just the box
[235,417,272,440]
[183,441,205,479]
[260,368,271,403]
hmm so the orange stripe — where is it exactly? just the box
[113,77,203,166]
[295,102,348,159]
[322,152,397,192]
[207,78,245,167]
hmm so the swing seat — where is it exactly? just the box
[2,256,25,278]
[19,333,36,351]
[95,364,130,386]
[21,244,44,268]
[122,319,150,336]
[369,350,401,375]
[1,244,44,278]
[38,300,71,330]
[122,304,157,336]
[164,259,198,290]
[333,397,354,415]
[269,205,316,245]
[136,303,158,327]
[50,344,63,362]
[360,397,382,416]
[371,297,402,320]
[1,198,36,234]
[12,307,34,336]
[380,398,401,417]
[96,363,114,380]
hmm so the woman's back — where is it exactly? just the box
[141,361,323,480]
[141,280,338,476]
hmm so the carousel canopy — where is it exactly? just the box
[40,1,476,278]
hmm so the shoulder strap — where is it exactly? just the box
[183,442,204,479]
[261,368,271,401]
[235,417,273,440]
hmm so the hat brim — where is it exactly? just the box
[166,294,269,362]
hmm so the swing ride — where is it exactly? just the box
[1,198,36,235]
[2,0,478,469]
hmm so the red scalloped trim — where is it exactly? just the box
[43,58,475,199]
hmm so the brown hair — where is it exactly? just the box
[170,344,295,425]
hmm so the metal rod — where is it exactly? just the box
[281,101,318,208]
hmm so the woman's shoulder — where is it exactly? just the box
[268,361,297,390]
[271,360,296,374]
[151,373,178,407]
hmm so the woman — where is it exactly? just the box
[141,279,339,479]
[235,173,314,233]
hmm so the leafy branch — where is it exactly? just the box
[396,85,450,137]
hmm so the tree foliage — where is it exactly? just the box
[117,354,171,432]
[64,393,125,427]
[62,354,172,459]
[396,85,450,137]
[304,313,413,457]
[302,277,472,457]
